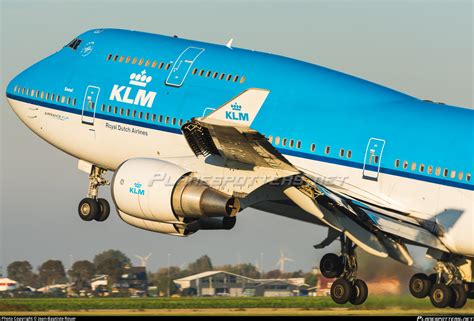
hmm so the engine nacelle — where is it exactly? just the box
[111,158,240,224]
[118,210,237,237]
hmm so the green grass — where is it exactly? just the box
[1,295,473,312]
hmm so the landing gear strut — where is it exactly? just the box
[321,234,368,305]
[409,257,469,309]
[78,165,110,222]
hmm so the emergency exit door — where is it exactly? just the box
[362,138,385,180]
[81,85,100,125]
[166,47,204,87]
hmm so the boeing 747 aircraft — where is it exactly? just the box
[5,29,473,308]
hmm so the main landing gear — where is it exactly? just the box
[320,235,368,305]
[409,258,470,309]
[78,165,111,222]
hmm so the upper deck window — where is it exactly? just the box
[66,38,82,50]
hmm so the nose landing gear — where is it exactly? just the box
[78,165,110,222]
[321,235,368,305]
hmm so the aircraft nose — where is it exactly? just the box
[6,66,41,125]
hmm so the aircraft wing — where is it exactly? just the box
[180,88,449,266]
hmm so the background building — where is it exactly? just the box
[174,271,309,297]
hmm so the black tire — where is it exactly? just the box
[320,253,344,278]
[449,284,467,309]
[95,198,110,222]
[331,278,353,304]
[409,273,432,298]
[430,283,453,308]
[78,198,99,221]
[350,279,368,305]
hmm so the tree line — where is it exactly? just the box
[6,250,317,294]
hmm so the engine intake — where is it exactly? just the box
[111,158,240,225]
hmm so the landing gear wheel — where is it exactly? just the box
[409,273,433,298]
[350,279,368,305]
[449,284,467,309]
[95,198,110,222]
[320,253,343,278]
[78,198,99,221]
[430,283,453,308]
[331,278,353,304]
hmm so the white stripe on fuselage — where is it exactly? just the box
[8,98,474,256]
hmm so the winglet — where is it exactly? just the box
[203,88,270,127]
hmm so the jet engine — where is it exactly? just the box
[111,158,240,226]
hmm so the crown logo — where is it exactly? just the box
[134,182,142,189]
[231,102,241,111]
[129,70,152,87]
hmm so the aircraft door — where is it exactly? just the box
[362,138,385,180]
[81,85,100,125]
[166,47,204,87]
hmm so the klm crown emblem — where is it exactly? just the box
[129,70,152,87]
[231,102,242,111]
[134,182,142,189]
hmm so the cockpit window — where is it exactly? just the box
[66,38,82,50]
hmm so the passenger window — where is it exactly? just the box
[443,168,448,177]
[165,116,169,124]
[132,57,137,64]
[145,60,150,67]
[146,113,149,120]
[411,162,417,171]
[138,112,142,119]
[403,161,408,169]
[419,164,425,173]
[310,144,316,152]
[467,173,471,182]
[226,74,232,81]
[213,72,218,78]
[395,159,400,168]
[240,75,246,84]
[192,68,197,75]
[14,85,18,92]
[206,71,211,78]
[61,96,65,103]
[450,170,456,179]
[126,56,131,63]
[159,62,164,69]
[113,55,118,62]
[120,108,124,116]
[165,63,171,70]
[114,106,118,114]
[427,165,433,174]
[45,93,49,100]
[268,135,273,143]
[220,73,225,80]
[458,172,464,180]
[282,138,287,146]
[40,91,44,99]
[159,115,163,122]
[296,141,301,149]
[172,118,176,125]
[435,167,441,176]
[119,56,125,63]
[152,114,156,122]
[347,150,352,159]
[339,149,344,157]
[152,61,157,68]
[106,54,112,61]
[73,98,76,106]
[126,109,130,117]
[275,136,280,145]
[179,119,183,126]
[199,70,204,76]
[138,58,144,66]
[289,139,294,148]
[325,146,330,155]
